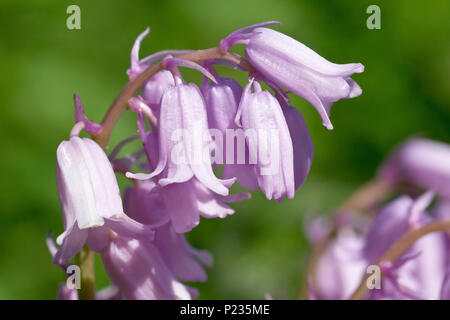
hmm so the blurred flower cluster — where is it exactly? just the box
[308,138,450,300]
[48,22,365,300]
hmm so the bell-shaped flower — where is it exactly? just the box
[234,79,295,200]
[54,136,153,264]
[127,59,233,197]
[124,181,213,281]
[128,111,250,233]
[141,70,175,115]
[202,76,259,190]
[100,231,196,300]
[378,138,450,198]
[221,22,364,129]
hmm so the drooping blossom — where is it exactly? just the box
[123,180,213,282]
[100,231,197,300]
[221,22,364,130]
[234,78,295,200]
[378,138,450,198]
[127,58,231,195]
[128,109,250,233]
[54,135,153,264]
[202,75,258,190]
[50,22,367,300]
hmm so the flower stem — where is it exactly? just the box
[349,220,450,300]
[92,47,251,149]
[76,244,96,300]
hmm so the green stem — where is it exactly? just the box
[76,245,96,300]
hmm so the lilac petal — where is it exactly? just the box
[222,163,259,190]
[154,224,210,282]
[363,196,413,263]
[128,97,158,127]
[46,232,58,258]
[282,105,314,190]
[73,94,102,135]
[105,216,155,241]
[235,78,254,127]
[346,78,363,98]
[220,21,282,52]
[239,83,295,200]
[127,27,150,78]
[111,150,144,174]
[57,137,125,230]
[395,231,448,299]
[101,235,194,300]
[305,216,331,246]
[141,70,175,108]
[159,83,228,195]
[86,227,110,252]
[203,77,243,133]
[245,27,363,129]
[123,182,212,282]
[139,50,194,67]
[53,224,88,265]
[378,138,450,198]
[160,182,201,233]
[58,284,79,300]
[189,246,214,268]
[162,56,218,84]
[221,191,252,203]
[95,286,121,300]
[441,270,450,300]
[252,27,364,77]
[204,58,247,71]
[315,231,366,299]
[408,190,435,229]
[307,278,317,300]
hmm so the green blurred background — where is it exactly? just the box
[0,0,449,299]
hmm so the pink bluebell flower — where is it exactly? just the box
[234,79,295,200]
[378,138,450,198]
[221,22,364,129]
[54,135,153,264]
[100,231,196,300]
[124,180,213,281]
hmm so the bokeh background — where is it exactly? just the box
[0,0,449,299]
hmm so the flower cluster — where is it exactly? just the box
[50,22,364,299]
[308,138,450,300]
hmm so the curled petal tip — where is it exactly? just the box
[125,171,152,180]
[163,56,218,83]
[323,121,334,130]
